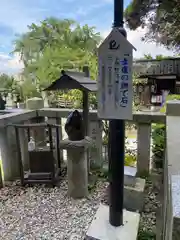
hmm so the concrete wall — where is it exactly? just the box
[164,100,180,240]
[0,108,165,185]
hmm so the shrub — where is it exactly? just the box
[125,153,137,167]
[152,124,165,169]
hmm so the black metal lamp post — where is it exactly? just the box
[108,0,127,227]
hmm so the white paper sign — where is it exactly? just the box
[97,28,136,120]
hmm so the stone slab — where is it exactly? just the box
[124,177,145,212]
[166,115,180,175]
[26,97,44,110]
[86,204,140,240]
[103,164,137,186]
[104,177,145,213]
[171,176,180,240]
[167,100,180,116]
[171,175,180,218]
[124,166,137,186]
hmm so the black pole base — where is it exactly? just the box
[108,119,125,227]
[109,209,123,227]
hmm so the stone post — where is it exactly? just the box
[26,97,45,146]
[47,117,64,165]
[0,163,3,188]
[19,128,29,171]
[41,91,49,108]
[56,117,64,162]
[89,119,103,169]
[137,122,151,175]
[0,127,20,181]
[60,137,92,198]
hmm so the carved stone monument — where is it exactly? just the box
[62,110,90,198]
[65,110,84,141]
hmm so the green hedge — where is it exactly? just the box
[152,124,165,169]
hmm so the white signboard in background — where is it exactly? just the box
[97,27,136,120]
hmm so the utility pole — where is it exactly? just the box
[108,0,127,227]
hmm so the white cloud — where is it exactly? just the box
[0,53,23,75]
[101,27,175,58]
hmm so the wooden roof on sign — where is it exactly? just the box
[98,27,136,53]
[44,70,97,92]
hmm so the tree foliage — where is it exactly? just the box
[0,74,15,90]
[13,18,100,81]
[125,0,180,50]
[143,54,173,60]
[13,18,101,103]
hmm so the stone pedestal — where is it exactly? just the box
[60,137,93,198]
[86,204,140,240]
[26,97,45,146]
[89,119,103,169]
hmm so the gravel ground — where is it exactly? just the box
[137,178,161,239]
[0,175,162,240]
[0,180,108,240]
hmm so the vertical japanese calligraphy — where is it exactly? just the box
[101,64,106,111]
[120,58,129,107]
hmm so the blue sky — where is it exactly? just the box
[0,0,174,74]
[0,0,131,54]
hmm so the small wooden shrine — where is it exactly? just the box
[44,66,97,135]
[11,123,63,186]
[133,58,180,106]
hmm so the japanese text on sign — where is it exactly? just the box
[97,27,134,120]
[120,58,129,107]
